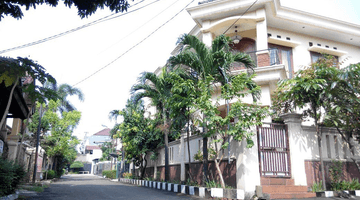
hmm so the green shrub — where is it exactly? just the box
[349,178,360,190]
[329,160,344,191]
[0,158,26,197]
[311,181,324,192]
[46,170,56,179]
[123,172,132,179]
[102,170,116,179]
[70,161,84,169]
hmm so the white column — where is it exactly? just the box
[202,20,213,47]
[281,113,307,186]
[256,8,268,51]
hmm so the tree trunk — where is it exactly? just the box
[313,104,326,190]
[187,110,193,181]
[214,158,226,188]
[33,104,42,183]
[140,155,147,180]
[0,77,19,129]
[163,107,169,182]
[16,103,34,162]
[202,114,209,185]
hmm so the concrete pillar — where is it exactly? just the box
[281,113,307,186]
[255,8,269,67]
[255,8,268,51]
[202,21,213,47]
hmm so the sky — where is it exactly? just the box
[1,0,359,141]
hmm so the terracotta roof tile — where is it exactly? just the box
[85,145,100,150]
[93,128,110,136]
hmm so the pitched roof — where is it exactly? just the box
[93,128,110,136]
[85,145,100,150]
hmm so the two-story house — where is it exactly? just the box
[141,0,360,199]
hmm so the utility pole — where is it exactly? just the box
[32,104,42,183]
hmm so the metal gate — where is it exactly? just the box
[257,123,291,177]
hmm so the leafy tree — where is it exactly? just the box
[323,63,360,173]
[131,67,176,181]
[0,0,132,21]
[272,56,339,190]
[100,141,114,161]
[170,72,267,188]
[29,100,81,176]
[113,97,163,179]
[168,34,255,184]
[0,56,57,130]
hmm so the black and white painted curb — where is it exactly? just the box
[118,178,245,199]
[316,190,360,198]
[0,191,18,200]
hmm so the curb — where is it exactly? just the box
[316,190,360,198]
[118,178,244,199]
[0,191,18,200]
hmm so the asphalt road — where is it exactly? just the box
[26,174,204,200]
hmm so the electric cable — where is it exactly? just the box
[0,0,159,54]
[223,0,258,34]
[96,0,182,56]
[72,0,195,87]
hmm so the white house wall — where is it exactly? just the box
[267,27,360,70]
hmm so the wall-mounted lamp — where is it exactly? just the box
[233,26,241,44]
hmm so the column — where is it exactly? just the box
[202,20,213,47]
[281,113,307,186]
[256,8,270,67]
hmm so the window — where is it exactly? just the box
[326,135,331,158]
[310,51,338,64]
[334,136,340,159]
[269,44,293,78]
[169,147,174,162]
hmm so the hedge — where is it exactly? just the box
[0,158,26,197]
[102,170,116,179]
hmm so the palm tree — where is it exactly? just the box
[131,67,174,182]
[168,34,256,183]
[45,83,84,113]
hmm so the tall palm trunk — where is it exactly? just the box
[202,114,209,184]
[0,77,19,129]
[186,111,193,181]
[163,107,169,182]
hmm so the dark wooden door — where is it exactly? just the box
[257,124,291,177]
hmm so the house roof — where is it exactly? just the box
[186,0,360,47]
[85,145,100,150]
[93,128,110,136]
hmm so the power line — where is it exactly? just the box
[72,0,195,87]
[96,0,182,56]
[223,0,258,34]
[0,0,160,54]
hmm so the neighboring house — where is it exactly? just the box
[139,0,360,199]
[79,128,111,154]
[0,73,48,182]
[76,128,111,174]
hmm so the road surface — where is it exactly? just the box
[27,174,204,200]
